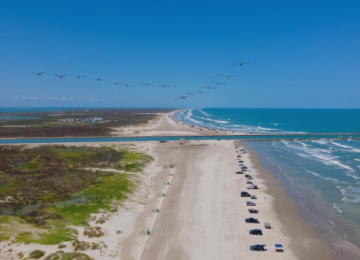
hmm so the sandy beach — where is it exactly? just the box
[111,110,247,137]
[117,139,333,260]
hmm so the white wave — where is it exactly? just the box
[214,120,229,124]
[331,142,352,149]
[332,203,342,213]
[312,139,329,145]
[306,170,340,183]
[340,186,360,203]
[295,141,310,147]
[283,141,358,176]
[355,159,360,162]
[331,142,360,153]
[316,148,332,154]
[297,153,312,159]
[199,109,211,117]
[329,160,355,173]
[257,126,278,131]
[181,109,204,126]
[283,142,336,161]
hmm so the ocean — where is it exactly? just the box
[174,108,360,252]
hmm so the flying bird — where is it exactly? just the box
[185,92,195,96]
[220,74,239,78]
[142,83,152,86]
[34,72,45,76]
[121,83,132,87]
[176,96,189,100]
[94,78,104,81]
[159,85,170,88]
[194,91,205,94]
[203,86,215,89]
[212,81,225,85]
[112,82,121,85]
[74,75,84,78]
[55,73,67,78]
[232,62,251,66]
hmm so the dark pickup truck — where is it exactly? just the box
[250,244,266,251]
[249,229,263,235]
[241,191,251,197]
[245,217,260,223]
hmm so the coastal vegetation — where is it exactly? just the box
[0,108,173,138]
[0,144,153,246]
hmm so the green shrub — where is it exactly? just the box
[29,250,45,259]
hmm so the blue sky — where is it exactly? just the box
[0,0,359,108]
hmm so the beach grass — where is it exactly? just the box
[0,144,152,244]
[0,108,173,138]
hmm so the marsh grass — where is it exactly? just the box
[0,145,153,244]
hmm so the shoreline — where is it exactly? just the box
[244,141,360,259]
[241,141,334,259]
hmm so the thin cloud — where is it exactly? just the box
[29,96,39,100]
[61,97,74,101]
[14,95,25,99]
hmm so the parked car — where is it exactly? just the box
[247,201,256,206]
[246,176,253,180]
[264,222,271,229]
[239,163,245,166]
[245,217,259,223]
[245,174,251,178]
[250,244,266,251]
[251,195,257,199]
[248,208,259,214]
[238,160,244,163]
[249,229,263,235]
[241,191,251,197]
[275,244,284,252]
[247,185,255,189]
[247,181,253,184]
[236,171,244,174]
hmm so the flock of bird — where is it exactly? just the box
[33,62,250,101]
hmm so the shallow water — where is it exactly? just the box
[247,140,360,252]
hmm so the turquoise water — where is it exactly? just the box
[174,108,360,254]
[173,108,360,134]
